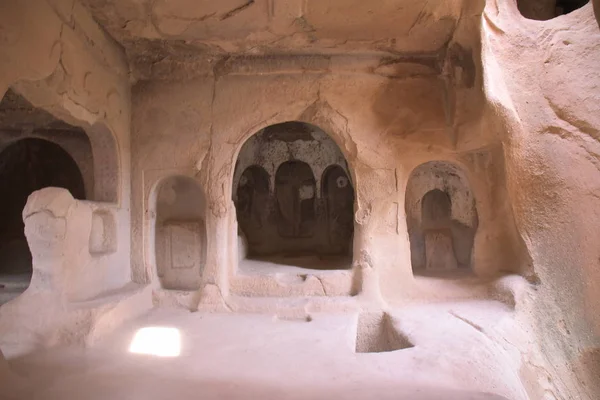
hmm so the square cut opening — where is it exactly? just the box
[355,312,414,353]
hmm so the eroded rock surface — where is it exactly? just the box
[0,0,598,399]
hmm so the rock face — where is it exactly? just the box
[0,0,598,398]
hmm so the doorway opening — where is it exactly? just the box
[233,121,354,274]
[0,138,86,303]
[0,89,91,304]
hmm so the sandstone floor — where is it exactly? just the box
[2,299,526,400]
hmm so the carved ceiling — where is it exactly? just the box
[82,0,482,79]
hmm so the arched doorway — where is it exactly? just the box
[236,165,270,250]
[154,176,207,291]
[405,161,478,274]
[233,121,354,272]
[322,165,354,256]
[275,160,316,239]
[0,138,86,303]
[420,189,457,270]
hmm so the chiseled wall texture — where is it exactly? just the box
[131,49,523,305]
[482,1,600,397]
[1,0,599,397]
[0,0,132,298]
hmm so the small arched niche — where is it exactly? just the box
[0,138,86,304]
[236,165,270,237]
[405,161,478,274]
[155,176,207,291]
[275,160,317,239]
[518,0,588,20]
[322,165,355,256]
[233,121,354,272]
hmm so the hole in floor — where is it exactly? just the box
[355,312,414,353]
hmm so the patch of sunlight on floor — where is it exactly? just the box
[129,327,181,357]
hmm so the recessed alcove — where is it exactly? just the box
[0,138,87,304]
[0,90,92,304]
[518,0,589,20]
[405,161,478,275]
[154,175,207,291]
[233,121,355,275]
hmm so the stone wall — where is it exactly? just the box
[130,46,523,304]
[0,0,131,298]
[481,1,600,397]
[0,0,597,397]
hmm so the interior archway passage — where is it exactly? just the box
[0,138,86,303]
[322,165,354,255]
[233,121,354,272]
[405,161,478,274]
[275,160,317,239]
[0,89,119,203]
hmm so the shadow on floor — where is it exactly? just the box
[6,347,512,400]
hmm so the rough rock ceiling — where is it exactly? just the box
[82,0,482,79]
[0,90,79,132]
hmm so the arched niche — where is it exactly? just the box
[0,89,119,204]
[0,138,86,304]
[236,165,270,247]
[155,176,207,291]
[232,121,354,271]
[322,165,354,256]
[517,0,588,20]
[405,161,478,273]
[275,160,316,239]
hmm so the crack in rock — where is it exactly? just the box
[220,0,255,21]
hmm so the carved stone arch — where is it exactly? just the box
[405,161,478,272]
[321,164,355,255]
[298,100,359,184]
[0,137,87,303]
[232,120,355,269]
[154,175,207,291]
[0,88,120,204]
[235,165,271,248]
[275,160,316,239]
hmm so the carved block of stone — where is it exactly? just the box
[89,210,117,255]
[163,221,203,270]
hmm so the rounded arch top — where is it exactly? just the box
[0,137,88,285]
[405,160,478,229]
[154,175,207,223]
[0,88,121,205]
[0,137,86,201]
[153,174,207,291]
[232,120,356,263]
[422,188,452,228]
[321,164,353,196]
[233,121,352,199]
[405,160,478,271]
